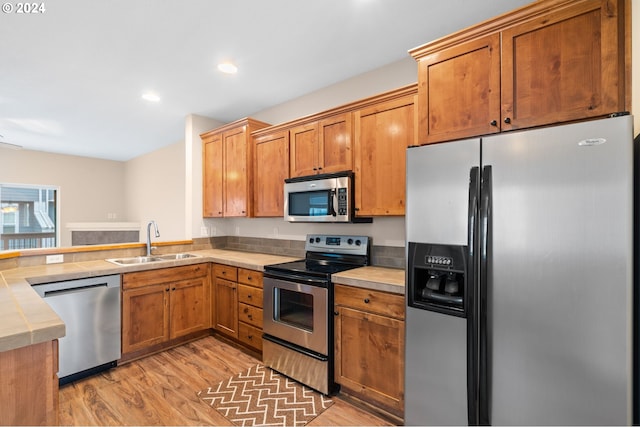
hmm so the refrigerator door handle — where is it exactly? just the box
[467,166,480,425]
[479,165,492,425]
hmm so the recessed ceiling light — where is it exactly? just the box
[142,92,161,102]
[217,62,238,74]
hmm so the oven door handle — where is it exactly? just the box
[264,271,329,287]
[263,334,329,362]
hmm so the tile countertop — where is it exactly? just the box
[0,248,406,353]
[332,266,405,295]
[0,249,300,353]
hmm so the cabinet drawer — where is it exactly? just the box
[214,264,238,281]
[239,303,263,328]
[123,264,208,290]
[238,322,263,352]
[238,284,263,307]
[238,269,263,288]
[334,284,405,320]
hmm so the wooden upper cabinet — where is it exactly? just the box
[354,93,417,216]
[253,130,290,217]
[200,118,270,218]
[289,113,352,178]
[416,34,501,143]
[202,133,223,217]
[318,113,353,175]
[501,0,627,130]
[410,0,629,143]
[289,122,319,178]
[223,127,250,217]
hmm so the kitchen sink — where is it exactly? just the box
[106,253,199,266]
[157,253,199,260]
[106,256,164,265]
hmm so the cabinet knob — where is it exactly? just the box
[334,311,339,316]
[248,335,253,339]
[172,287,176,291]
[247,294,252,299]
[364,298,370,304]
[504,117,511,124]
[490,120,497,126]
[248,314,253,320]
[165,288,170,292]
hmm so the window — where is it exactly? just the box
[0,184,58,250]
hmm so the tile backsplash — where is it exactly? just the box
[0,236,405,270]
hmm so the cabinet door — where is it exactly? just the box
[417,33,501,143]
[169,277,208,339]
[215,277,238,338]
[319,112,353,174]
[334,306,405,417]
[354,96,416,216]
[501,0,626,130]
[253,130,290,217]
[202,133,223,217]
[289,122,319,177]
[122,285,169,354]
[223,127,249,217]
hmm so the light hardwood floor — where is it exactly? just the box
[59,336,394,426]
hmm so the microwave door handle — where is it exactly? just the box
[329,189,337,217]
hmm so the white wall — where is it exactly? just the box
[0,149,126,246]
[124,141,185,242]
[200,57,418,247]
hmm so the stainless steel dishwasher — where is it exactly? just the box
[33,274,121,384]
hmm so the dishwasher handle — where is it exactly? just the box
[44,282,108,298]
[33,274,121,298]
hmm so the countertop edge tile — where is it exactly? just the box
[332,266,406,295]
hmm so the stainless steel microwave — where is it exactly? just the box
[284,171,371,223]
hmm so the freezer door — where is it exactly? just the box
[482,116,633,425]
[405,139,480,426]
[406,139,480,245]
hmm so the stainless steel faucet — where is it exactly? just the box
[146,220,160,256]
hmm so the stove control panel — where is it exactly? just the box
[305,234,370,256]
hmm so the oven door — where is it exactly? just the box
[263,275,329,355]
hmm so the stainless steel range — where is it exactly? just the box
[263,234,370,395]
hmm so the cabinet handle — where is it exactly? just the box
[504,117,511,124]
[364,298,370,304]
[490,120,497,126]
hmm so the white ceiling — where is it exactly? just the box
[0,0,531,161]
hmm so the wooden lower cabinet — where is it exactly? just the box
[334,284,405,418]
[122,264,210,355]
[213,264,264,351]
[0,340,59,425]
[237,269,264,351]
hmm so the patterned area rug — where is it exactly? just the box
[198,364,333,427]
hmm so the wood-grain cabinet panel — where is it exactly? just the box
[334,284,405,418]
[122,264,210,355]
[411,0,628,143]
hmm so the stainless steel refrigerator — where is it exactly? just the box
[404,114,634,425]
